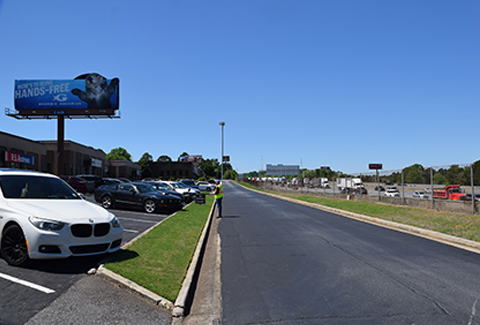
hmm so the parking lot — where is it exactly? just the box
[0,194,171,325]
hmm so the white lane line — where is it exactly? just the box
[123,229,139,233]
[121,218,158,224]
[0,272,55,294]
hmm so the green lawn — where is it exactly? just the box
[105,196,213,302]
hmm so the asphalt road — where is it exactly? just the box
[219,181,480,324]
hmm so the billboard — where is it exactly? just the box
[14,73,119,116]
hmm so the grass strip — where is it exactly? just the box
[237,181,480,243]
[105,195,213,302]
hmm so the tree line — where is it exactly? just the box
[253,161,480,186]
[105,147,237,180]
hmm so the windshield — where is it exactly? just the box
[136,184,155,193]
[172,182,187,189]
[0,175,81,199]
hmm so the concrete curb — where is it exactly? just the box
[97,265,174,310]
[172,201,216,318]
[239,183,480,255]
[95,200,216,318]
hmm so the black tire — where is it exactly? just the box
[1,224,30,266]
[144,199,156,213]
[206,187,212,191]
[101,195,113,209]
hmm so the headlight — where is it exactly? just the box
[110,215,121,228]
[28,217,65,231]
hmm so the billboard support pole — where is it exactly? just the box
[57,115,64,175]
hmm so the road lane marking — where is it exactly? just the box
[123,229,139,233]
[0,272,55,294]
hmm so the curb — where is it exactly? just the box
[239,184,480,255]
[172,201,216,318]
[95,200,216,318]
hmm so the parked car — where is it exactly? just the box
[95,182,183,214]
[375,186,385,191]
[385,188,400,197]
[143,181,184,201]
[60,176,94,193]
[196,181,214,192]
[102,178,123,186]
[179,179,199,190]
[76,174,105,188]
[0,169,123,266]
[165,181,200,202]
[413,191,429,199]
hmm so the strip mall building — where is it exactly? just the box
[0,130,141,180]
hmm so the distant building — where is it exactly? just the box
[266,164,299,176]
[149,161,204,180]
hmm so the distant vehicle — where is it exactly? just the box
[465,194,480,201]
[432,185,467,201]
[76,174,105,188]
[413,191,429,199]
[375,186,385,191]
[385,188,400,197]
[60,176,92,193]
[311,177,330,188]
[157,181,196,203]
[0,169,122,266]
[336,178,364,190]
[353,187,368,195]
[196,181,214,191]
[102,178,122,186]
[179,179,199,189]
[143,181,184,201]
[95,182,183,214]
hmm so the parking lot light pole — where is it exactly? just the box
[219,121,225,180]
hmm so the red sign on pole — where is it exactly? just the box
[369,163,383,170]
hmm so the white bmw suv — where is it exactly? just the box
[0,169,123,266]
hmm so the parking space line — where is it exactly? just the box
[123,229,140,233]
[120,218,159,224]
[0,272,55,294]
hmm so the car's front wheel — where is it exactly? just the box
[1,224,30,266]
[101,195,113,209]
[144,199,156,213]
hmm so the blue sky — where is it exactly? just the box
[0,0,479,175]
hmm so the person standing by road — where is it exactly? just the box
[213,180,224,218]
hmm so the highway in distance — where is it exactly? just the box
[218,181,480,325]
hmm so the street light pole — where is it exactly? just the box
[219,121,225,180]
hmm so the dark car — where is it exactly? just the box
[76,174,105,188]
[143,181,184,202]
[353,187,368,195]
[179,179,199,190]
[375,186,385,191]
[61,176,94,193]
[94,182,183,214]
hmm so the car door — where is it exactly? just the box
[116,184,140,207]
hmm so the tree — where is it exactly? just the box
[403,164,427,184]
[433,173,448,185]
[137,152,153,178]
[157,155,172,162]
[105,147,132,161]
[200,159,220,178]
